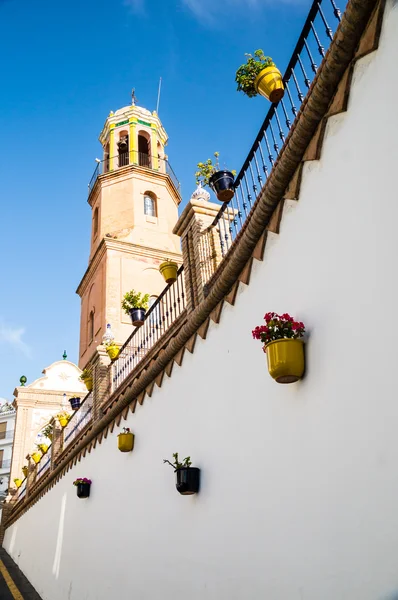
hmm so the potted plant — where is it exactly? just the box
[236,50,284,103]
[163,453,200,495]
[31,451,42,464]
[14,478,23,489]
[121,290,150,327]
[22,466,28,478]
[79,368,93,392]
[195,152,236,203]
[56,411,71,428]
[117,427,135,452]
[104,339,120,361]
[73,477,92,499]
[252,312,305,383]
[69,397,81,410]
[41,423,53,441]
[37,442,49,454]
[159,259,178,284]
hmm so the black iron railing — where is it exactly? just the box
[210,0,345,260]
[63,392,93,449]
[36,446,52,480]
[112,266,186,392]
[0,459,11,469]
[88,150,180,195]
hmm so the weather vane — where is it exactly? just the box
[131,88,138,106]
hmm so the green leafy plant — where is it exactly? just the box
[195,152,236,187]
[163,452,192,470]
[79,368,92,382]
[236,50,275,98]
[41,423,53,439]
[121,290,150,314]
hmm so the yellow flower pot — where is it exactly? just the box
[14,478,23,488]
[38,444,48,454]
[118,432,135,453]
[31,452,42,464]
[58,416,69,427]
[22,466,28,478]
[255,66,284,103]
[159,260,178,284]
[265,339,304,384]
[107,345,120,360]
[84,377,93,392]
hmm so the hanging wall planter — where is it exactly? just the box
[236,51,284,103]
[14,478,23,488]
[254,66,284,103]
[22,466,28,478]
[121,290,150,327]
[195,152,236,203]
[38,443,49,454]
[73,478,92,499]
[57,413,70,428]
[31,452,42,464]
[118,427,134,452]
[209,170,235,203]
[164,453,200,496]
[69,397,81,410]
[252,312,305,384]
[159,260,178,284]
[129,308,146,327]
[106,344,120,360]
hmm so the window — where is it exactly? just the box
[117,131,129,167]
[0,422,5,440]
[88,310,94,343]
[93,207,99,237]
[138,132,151,168]
[0,449,3,468]
[144,193,157,217]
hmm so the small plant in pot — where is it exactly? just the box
[14,478,23,489]
[102,323,119,360]
[30,451,42,464]
[163,452,200,495]
[22,466,28,478]
[252,312,305,383]
[73,477,92,499]
[56,411,71,428]
[41,423,53,441]
[159,259,178,284]
[122,290,150,327]
[79,368,93,392]
[195,152,236,203]
[37,442,49,454]
[117,427,135,452]
[236,50,284,103]
[69,396,81,411]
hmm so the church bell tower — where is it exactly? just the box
[76,97,182,368]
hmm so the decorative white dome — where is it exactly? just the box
[114,105,152,117]
[191,183,210,202]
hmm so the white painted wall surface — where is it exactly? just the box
[4,4,398,599]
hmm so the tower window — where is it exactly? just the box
[93,207,99,237]
[144,193,157,217]
[117,131,129,167]
[88,310,95,343]
[138,132,151,168]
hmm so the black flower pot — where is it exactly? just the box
[76,483,91,499]
[209,170,235,203]
[175,467,200,495]
[69,397,81,410]
[130,308,146,327]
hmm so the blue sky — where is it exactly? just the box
[0,0,312,398]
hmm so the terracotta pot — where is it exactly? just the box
[129,308,146,327]
[209,170,235,203]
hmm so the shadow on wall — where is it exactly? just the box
[52,493,67,580]
[381,593,398,599]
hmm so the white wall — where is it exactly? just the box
[4,4,398,599]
